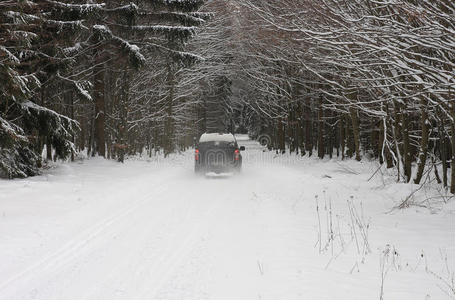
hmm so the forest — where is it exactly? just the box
[1,0,455,192]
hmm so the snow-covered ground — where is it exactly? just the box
[0,137,454,300]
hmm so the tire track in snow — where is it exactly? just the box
[137,184,228,300]
[0,177,172,299]
[76,184,203,300]
[74,177,227,300]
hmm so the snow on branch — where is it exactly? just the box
[3,10,40,23]
[0,46,20,64]
[92,25,145,69]
[142,41,203,65]
[104,3,138,14]
[21,101,79,136]
[171,50,204,64]
[45,1,105,16]
[111,37,146,69]
[63,42,83,56]
[125,25,197,41]
[56,72,92,102]
[188,12,214,21]
[45,19,85,33]
[0,117,27,143]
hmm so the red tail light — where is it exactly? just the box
[195,149,199,161]
[234,149,240,161]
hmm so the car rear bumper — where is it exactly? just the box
[195,162,241,174]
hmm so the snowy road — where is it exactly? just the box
[1,138,454,300]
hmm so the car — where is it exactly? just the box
[194,133,245,174]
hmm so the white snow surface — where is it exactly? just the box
[0,137,454,300]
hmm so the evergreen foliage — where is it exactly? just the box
[0,0,206,176]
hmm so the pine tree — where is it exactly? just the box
[1,0,208,175]
[92,0,207,159]
[0,1,98,177]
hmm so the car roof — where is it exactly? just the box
[198,133,236,143]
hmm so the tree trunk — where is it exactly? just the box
[335,113,340,157]
[340,115,345,159]
[401,103,412,183]
[304,101,312,156]
[438,107,448,188]
[164,63,176,157]
[450,100,455,193]
[350,107,361,161]
[318,97,324,159]
[378,119,385,164]
[328,110,333,159]
[414,97,429,184]
[297,103,305,156]
[93,51,106,157]
[69,89,75,162]
[288,109,296,154]
[345,114,353,158]
[79,115,86,152]
[117,69,130,163]
[392,101,403,180]
[46,137,52,161]
[277,118,285,153]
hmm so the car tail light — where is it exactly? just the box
[195,149,199,161]
[234,149,240,161]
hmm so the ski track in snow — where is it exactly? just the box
[0,138,454,300]
[0,183,167,297]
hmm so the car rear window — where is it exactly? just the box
[198,133,236,143]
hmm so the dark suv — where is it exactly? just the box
[194,133,245,174]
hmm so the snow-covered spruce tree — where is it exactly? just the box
[0,1,99,178]
[146,0,208,157]
[100,0,208,159]
[0,1,207,164]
